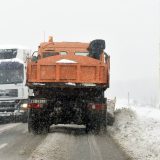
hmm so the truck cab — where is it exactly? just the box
[0,46,30,122]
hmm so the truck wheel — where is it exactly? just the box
[96,110,107,133]
[86,109,107,134]
[28,109,50,134]
[101,110,107,133]
[28,109,39,134]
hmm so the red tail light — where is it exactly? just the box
[88,103,106,110]
[28,103,42,109]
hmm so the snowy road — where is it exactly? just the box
[0,123,130,160]
[28,125,130,160]
[0,123,46,160]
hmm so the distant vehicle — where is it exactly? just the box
[0,46,30,123]
[27,36,110,134]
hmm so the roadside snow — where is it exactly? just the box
[108,103,160,160]
[133,106,160,121]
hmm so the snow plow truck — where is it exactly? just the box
[27,36,110,134]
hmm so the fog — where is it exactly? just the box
[0,0,159,105]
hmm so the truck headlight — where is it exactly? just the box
[22,103,28,108]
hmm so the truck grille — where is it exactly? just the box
[0,102,16,111]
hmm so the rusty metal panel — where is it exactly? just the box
[60,65,77,80]
[80,66,96,82]
[40,65,56,80]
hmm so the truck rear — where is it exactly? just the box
[27,36,110,133]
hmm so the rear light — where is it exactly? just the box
[28,99,47,109]
[28,103,42,109]
[88,103,106,110]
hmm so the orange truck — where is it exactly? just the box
[27,36,110,134]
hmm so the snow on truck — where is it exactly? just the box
[27,36,110,133]
[0,46,30,123]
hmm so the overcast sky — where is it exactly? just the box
[0,0,159,104]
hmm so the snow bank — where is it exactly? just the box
[133,106,160,121]
[108,106,160,160]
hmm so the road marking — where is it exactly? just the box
[0,143,8,150]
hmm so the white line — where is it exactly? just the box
[0,143,8,150]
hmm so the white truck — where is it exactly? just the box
[0,46,30,123]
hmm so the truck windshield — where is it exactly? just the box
[0,62,24,84]
[42,51,67,58]
[0,49,17,59]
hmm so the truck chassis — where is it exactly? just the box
[28,87,107,134]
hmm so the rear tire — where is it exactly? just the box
[28,109,50,134]
[86,109,107,134]
[28,109,38,134]
[86,90,107,134]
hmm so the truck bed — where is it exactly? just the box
[27,54,109,87]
